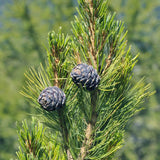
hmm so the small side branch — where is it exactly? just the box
[58,109,68,153]
[79,123,92,160]
[85,0,97,69]
[58,109,73,160]
[51,45,73,159]
[79,90,98,160]
[51,47,59,86]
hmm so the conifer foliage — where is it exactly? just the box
[18,0,152,159]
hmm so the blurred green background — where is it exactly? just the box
[0,0,159,159]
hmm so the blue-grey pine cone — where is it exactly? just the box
[38,86,66,111]
[71,63,100,91]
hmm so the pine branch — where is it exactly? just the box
[16,118,66,160]
[79,90,98,160]
[18,1,153,160]
[58,109,70,159]
[51,45,59,87]
[49,29,74,160]
[87,0,97,69]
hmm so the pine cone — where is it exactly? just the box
[38,86,66,111]
[71,63,100,91]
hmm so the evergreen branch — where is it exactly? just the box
[16,118,66,160]
[79,90,98,160]
[48,29,74,159]
[58,109,70,159]
[16,118,44,159]
[79,123,92,160]
[86,0,97,69]
[18,0,153,159]
[48,28,73,87]
[51,46,59,87]
[87,0,97,69]
[20,43,73,158]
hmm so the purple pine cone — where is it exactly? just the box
[70,63,100,91]
[38,86,66,111]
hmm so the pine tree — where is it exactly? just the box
[17,0,152,159]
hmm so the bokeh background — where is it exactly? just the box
[0,0,159,159]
